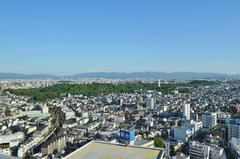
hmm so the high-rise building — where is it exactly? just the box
[158,79,161,87]
[228,119,240,141]
[145,98,155,110]
[202,113,217,128]
[183,104,191,120]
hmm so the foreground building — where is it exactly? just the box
[189,141,210,159]
[0,132,24,147]
[228,119,240,141]
[230,137,240,159]
[41,135,67,156]
[64,141,165,159]
[189,141,225,159]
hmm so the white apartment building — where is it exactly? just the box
[184,120,203,133]
[202,113,217,128]
[189,141,210,159]
[189,141,225,159]
[183,104,191,120]
[145,98,155,110]
[0,147,11,156]
[65,109,76,120]
[0,132,24,147]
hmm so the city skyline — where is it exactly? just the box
[1,0,240,74]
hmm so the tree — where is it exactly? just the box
[154,138,165,148]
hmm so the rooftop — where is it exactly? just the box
[231,138,240,155]
[0,154,20,159]
[229,119,240,126]
[64,141,164,159]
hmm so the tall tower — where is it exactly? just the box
[183,104,190,120]
[158,79,161,87]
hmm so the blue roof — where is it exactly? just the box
[229,119,240,125]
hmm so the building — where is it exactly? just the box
[171,154,190,159]
[0,147,11,156]
[173,126,192,142]
[18,124,51,157]
[41,104,49,113]
[134,138,154,147]
[41,136,67,156]
[145,98,155,110]
[0,154,20,159]
[184,120,203,133]
[0,132,24,147]
[183,104,191,120]
[230,137,240,159]
[209,146,224,159]
[19,110,50,118]
[0,106,6,118]
[189,141,210,159]
[228,119,240,141]
[64,141,165,159]
[119,130,135,145]
[202,113,217,128]
[65,109,75,120]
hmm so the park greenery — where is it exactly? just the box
[4,80,215,102]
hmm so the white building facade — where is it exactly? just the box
[202,113,217,128]
[183,104,191,120]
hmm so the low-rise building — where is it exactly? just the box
[230,137,240,159]
[209,146,224,159]
[41,136,67,156]
[0,132,24,147]
[184,120,203,133]
[189,141,210,159]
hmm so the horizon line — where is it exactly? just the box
[0,71,239,76]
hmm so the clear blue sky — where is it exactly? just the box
[0,0,239,74]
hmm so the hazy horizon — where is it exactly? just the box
[0,71,239,77]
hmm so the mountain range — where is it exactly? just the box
[0,72,239,80]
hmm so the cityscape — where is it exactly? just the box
[0,77,240,159]
[1,1,240,159]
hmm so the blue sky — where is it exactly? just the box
[0,0,239,74]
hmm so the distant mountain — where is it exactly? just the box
[234,74,240,78]
[0,72,238,80]
[0,73,57,80]
[70,72,234,79]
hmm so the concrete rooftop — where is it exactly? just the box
[64,141,164,159]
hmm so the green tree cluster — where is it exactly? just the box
[3,81,210,102]
[154,138,165,148]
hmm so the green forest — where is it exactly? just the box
[4,80,214,102]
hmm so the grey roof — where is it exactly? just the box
[64,141,164,159]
